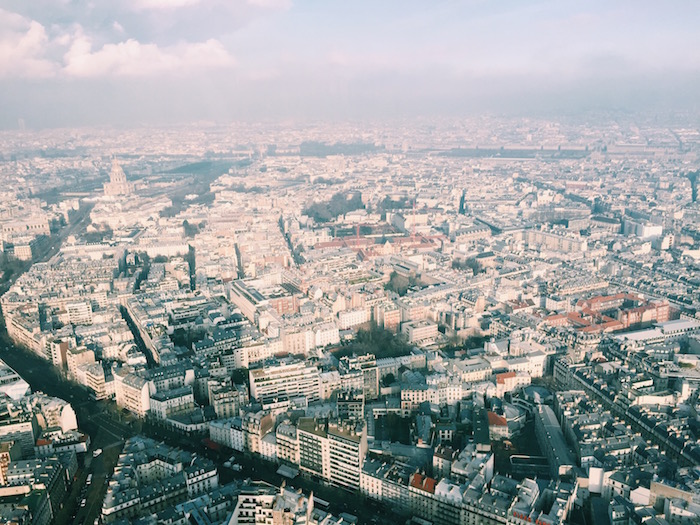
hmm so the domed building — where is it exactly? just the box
[103,159,134,197]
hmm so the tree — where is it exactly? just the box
[303,192,364,223]
[384,271,409,296]
[384,271,424,296]
[382,373,396,387]
[441,335,488,357]
[377,196,410,211]
[333,324,413,360]
[171,327,206,348]
[452,258,483,274]
[183,220,200,237]
[231,368,249,386]
[0,252,31,290]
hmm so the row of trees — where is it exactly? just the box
[0,252,31,294]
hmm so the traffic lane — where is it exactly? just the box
[54,462,93,525]
[74,444,123,525]
[89,413,133,443]
[73,474,106,525]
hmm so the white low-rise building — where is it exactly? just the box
[208,417,246,452]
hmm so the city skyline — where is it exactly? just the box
[0,115,699,523]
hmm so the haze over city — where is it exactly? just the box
[2,1,700,127]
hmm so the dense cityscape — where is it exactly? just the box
[0,115,698,525]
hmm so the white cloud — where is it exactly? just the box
[246,0,292,9]
[0,9,57,78]
[131,0,202,10]
[0,8,238,79]
[129,0,292,15]
[62,34,236,77]
[130,0,291,10]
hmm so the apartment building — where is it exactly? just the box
[297,417,367,491]
[276,421,299,465]
[113,369,153,417]
[208,417,245,452]
[249,359,320,404]
[401,320,438,343]
[339,354,379,400]
[149,386,195,421]
[327,420,367,491]
[102,437,218,523]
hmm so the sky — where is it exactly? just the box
[1,0,699,128]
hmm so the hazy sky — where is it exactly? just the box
[1,1,699,128]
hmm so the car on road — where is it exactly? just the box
[80,499,86,507]
[92,449,103,458]
[86,474,92,484]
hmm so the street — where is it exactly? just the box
[0,341,401,525]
